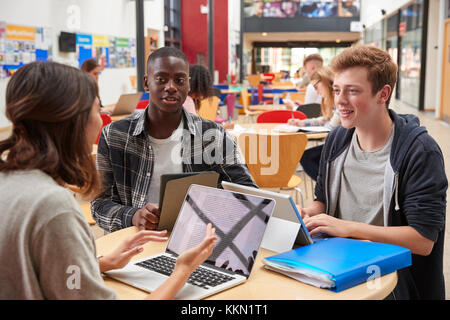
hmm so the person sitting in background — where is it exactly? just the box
[288,67,340,130]
[287,67,341,181]
[0,61,218,299]
[183,64,215,115]
[80,58,115,114]
[92,47,256,233]
[286,53,324,110]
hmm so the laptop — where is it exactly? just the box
[111,92,143,116]
[157,172,219,231]
[222,181,328,250]
[105,184,276,300]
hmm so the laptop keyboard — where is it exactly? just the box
[135,255,235,289]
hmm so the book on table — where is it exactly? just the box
[273,124,331,133]
[262,237,411,292]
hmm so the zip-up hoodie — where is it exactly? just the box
[315,109,447,299]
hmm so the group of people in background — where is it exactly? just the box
[0,44,447,300]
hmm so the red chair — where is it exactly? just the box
[263,72,275,84]
[257,84,272,104]
[256,110,307,124]
[95,113,112,144]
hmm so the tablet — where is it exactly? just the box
[157,172,219,231]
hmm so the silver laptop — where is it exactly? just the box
[221,181,317,246]
[105,184,276,300]
[111,92,142,116]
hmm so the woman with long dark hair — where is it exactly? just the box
[0,61,217,299]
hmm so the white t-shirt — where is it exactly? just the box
[304,83,322,105]
[146,120,184,205]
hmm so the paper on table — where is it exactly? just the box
[228,124,256,134]
[273,124,331,133]
[273,124,301,133]
[298,126,331,133]
[263,264,334,289]
[260,217,300,253]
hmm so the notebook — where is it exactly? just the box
[273,124,331,133]
[158,172,219,231]
[221,181,319,253]
[111,92,143,116]
[105,184,276,300]
[263,237,412,292]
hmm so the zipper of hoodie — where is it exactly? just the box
[325,161,330,214]
[393,173,400,212]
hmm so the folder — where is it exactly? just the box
[263,237,411,292]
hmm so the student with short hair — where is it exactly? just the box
[0,61,218,299]
[91,47,256,233]
[301,45,447,299]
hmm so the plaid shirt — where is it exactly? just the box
[91,107,256,232]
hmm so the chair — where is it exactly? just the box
[80,203,96,225]
[256,110,307,124]
[296,103,322,118]
[237,132,308,207]
[247,74,262,87]
[257,83,273,104]
[238,89,266,123]
[198,96,220,122]
[285,91,306,105]
[95,113,112,144]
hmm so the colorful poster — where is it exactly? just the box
[76,33,93,67]
[0,23,51,78]
[0,22,5,78]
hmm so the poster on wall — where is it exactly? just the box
[76,33,93,67]
[0,23,52,78]
[0,22,5,78]
[75,32,136,69]
[93,35,109,69]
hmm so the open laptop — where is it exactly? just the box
[222,181,329,249]
[111,92,143,116]
[105,184,276,300]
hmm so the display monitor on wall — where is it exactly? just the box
[59,31,76,52]
[243,0,360,33]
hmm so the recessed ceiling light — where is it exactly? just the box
[262,32,268,36]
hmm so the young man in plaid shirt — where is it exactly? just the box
[92,47,256,233]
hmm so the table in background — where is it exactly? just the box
[227,122,329,141]
[96,227,397,300]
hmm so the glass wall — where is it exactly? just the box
[398,0,424,108]
[254,47,346,76]
[363,0,426,109]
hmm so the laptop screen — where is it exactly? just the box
[167,184,275,278]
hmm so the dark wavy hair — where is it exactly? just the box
[0,61,101,198]
[189,64,214,110]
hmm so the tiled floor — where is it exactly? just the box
[1,99,449,299]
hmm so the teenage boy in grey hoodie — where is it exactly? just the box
[300,45,447,299]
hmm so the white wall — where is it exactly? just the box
[0,0,164,128]
[360,0,413,28]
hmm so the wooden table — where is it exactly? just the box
[97,227,397,300]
